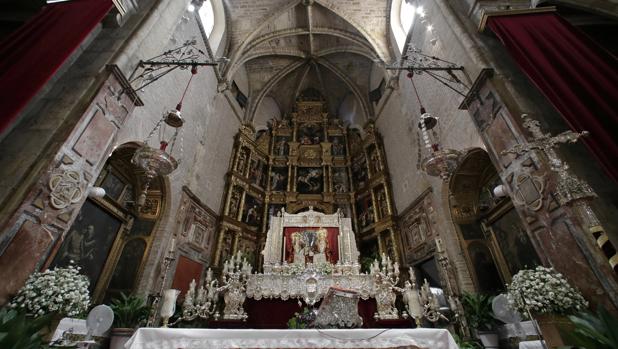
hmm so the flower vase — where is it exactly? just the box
[43,314,64,343]
[535,314,573,348]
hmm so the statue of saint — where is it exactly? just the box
[313,228,329,264]
[292,232,305,265]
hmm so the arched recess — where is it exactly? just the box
[46,143,167,302]
[449,148,540,293]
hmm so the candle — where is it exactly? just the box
[206,268,213,282]
[408,289,422,318]
[435,238,444,253]
[337,233,342,263]
[283,236,287,262]
[169,238,176,253]
[346,229,351,263]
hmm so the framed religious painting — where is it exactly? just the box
[99,169,127,201]
[297,123,323,145]
[270,166,288,191]
[351,154,368,189]
[266,203,285,229]
[487,207,541,276]
[50,199,124,292]
[242,194,264,230]
[105,238,147,300]
[332,167,349,193]
[296,167,323,194]
[248,158,267,189]
[355,194,375,230]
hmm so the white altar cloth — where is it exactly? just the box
[125,328,458,349]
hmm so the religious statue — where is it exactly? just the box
[228,189,241,219]
[370,149,381,174]
[332,138,345,156]
[378,190,389,218]
[313,228,329,264]
[275,139,288,156]
[292,232,305,265]
[236,150,248,174]
[249,160,263,185]
[333,169,348,193]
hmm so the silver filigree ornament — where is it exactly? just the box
[502,114,595,206]
[48,170,84,209]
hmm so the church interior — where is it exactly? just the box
[0,0,617,348]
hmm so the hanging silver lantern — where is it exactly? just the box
[416,108,460,180]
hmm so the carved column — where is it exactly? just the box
[460,70,618,311]
[0,65,143,304]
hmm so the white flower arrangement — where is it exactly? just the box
[287,263,305,275]
[506,266,587,315]
[315,262,333,275]
[9,263,90,318]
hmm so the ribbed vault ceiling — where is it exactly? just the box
[221,0,391,123]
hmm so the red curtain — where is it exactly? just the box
[0,0,113,135]
[283,227,339,264]
[488,13,618,183]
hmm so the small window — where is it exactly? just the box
[198,0,215,37]
[400,0,416,34]
[391,0,423,52]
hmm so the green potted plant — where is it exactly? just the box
[0,307,54,349]
[561,306,618,349]
[461,292,499,348]
[507,266,588,348]
[109,293,150,349]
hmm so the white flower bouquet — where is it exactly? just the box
[506,266,587,315]
[9,264,90,318]
[315,262,333,275]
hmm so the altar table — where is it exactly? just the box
[125,328,459,349]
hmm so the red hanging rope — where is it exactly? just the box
[176,65,199,111]
[407,71,426,114]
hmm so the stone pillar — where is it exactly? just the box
[0,65,142,304]
[460,69,618,311]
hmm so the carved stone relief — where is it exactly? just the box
[398,189,435,264]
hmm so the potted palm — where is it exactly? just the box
[0,307,54,349]
[109,293,150,349]
[461,292,499,349]
[562,306,618,349]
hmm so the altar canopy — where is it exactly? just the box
[262,208,360,269]
[125,328,459,349]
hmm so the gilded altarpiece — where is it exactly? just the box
[214,94,400,269]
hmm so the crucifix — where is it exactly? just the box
[503,115,617,275]
[502,114,595,206]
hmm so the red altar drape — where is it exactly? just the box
[283,227,339,264]
[0,0,114,135]
[171,255,203,297]
[488,13,618,183]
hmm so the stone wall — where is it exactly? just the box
[0,0,241,301]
